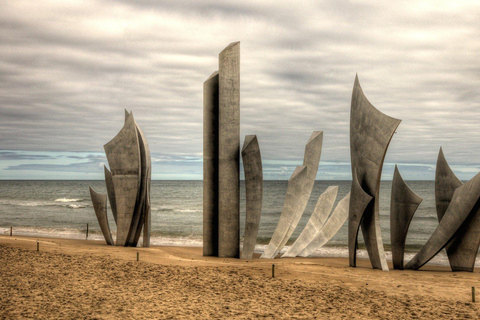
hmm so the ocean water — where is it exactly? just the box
[0,180,478,267]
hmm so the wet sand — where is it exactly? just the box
[0,235,479,319]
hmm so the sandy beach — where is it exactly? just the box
[0,235,479,319]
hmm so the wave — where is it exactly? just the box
[55,198,83,202]
[67,204,86,209]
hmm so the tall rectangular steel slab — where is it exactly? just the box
[218,42,240,258]
[203,71,220,256]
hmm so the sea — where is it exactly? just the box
[0,180,478,267]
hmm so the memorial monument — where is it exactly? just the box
[348,75,401,271]
[89,110,151,247]
[203,42,241,258]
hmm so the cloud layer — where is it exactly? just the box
[0,0,479,179]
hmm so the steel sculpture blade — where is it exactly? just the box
[89,187,114,245]
[282,186,338,258]
[104,113,141,246]
[104,166,117,225]
[203,71,220,257]
[261,166,307,259]
[435,147,463,221]
[390,165,423,270]
[349,170,374,267]
[349,75,401,271]
[127,115,152,247]
[435,148,480,272]
[143,167,152,248]
[218,42,241,258]
[261,131,323,259]
[298,192,351,257]
[241,135,263,259]
[405,171,480,270]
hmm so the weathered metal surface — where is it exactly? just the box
[104,113,141,246]
[390,165,423,270]
[348,170,374,268]
[435,149,480,272]
[281,186,338,258]
[405,171,480,270]
[127,117,152,247]
[349,75,400,271]
[261,131,323,259]
[203,71,220,257]
[298,192,351,257]
[104,166,117,225]
[260,166,307,259]
[241,135,263,259]
[218,42,241,258]
[89,187,114,246]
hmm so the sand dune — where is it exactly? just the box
[0,235,479,319]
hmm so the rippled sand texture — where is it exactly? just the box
[0,236,479,319]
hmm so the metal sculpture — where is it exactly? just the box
[203,42,241,258]
[261,166,307,259]
[89,111,151,247]
[297,192,351,258]
[405,171,480,270]
[390,165,422,270]
[434,148,480,272]
[349,75,401,271]
[241,135,263,259]
[261,131,323,259]
[89,187,114,246]
[281,186,338,258]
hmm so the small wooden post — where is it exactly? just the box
[10,226,12,236]
[272,264,275,278]
[86,223,89,240]
[36,241,39,252]
[137,252,139,261]
[473,287,476,303]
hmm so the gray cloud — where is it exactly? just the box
[0,1,479,179]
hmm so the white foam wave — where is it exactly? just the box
[55,198,83,202]
[67,204,86,209]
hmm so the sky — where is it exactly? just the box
[0,0,479,180]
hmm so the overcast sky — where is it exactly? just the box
[1,0,479,180]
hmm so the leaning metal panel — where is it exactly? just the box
[89,187,114,246]
[241,135,263,259]
[298,192,351,257]
[282,186,338,258]
[104,113,141,246]
[261,131,323,259]
[128,118,152,247]
[435,147,463,221]
[218,41,241,258]
[435,149,480,272]
[203,71,220,257]
[390,165,423,270]
[261,166,307,259]
[348,170,373,267]
[104,166,117,225]
[349,75,401,271]
[405,171,480,270]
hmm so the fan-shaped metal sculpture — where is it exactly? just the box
[281,186,338,258]
[261,165,307,259]
[261,131,323,259]
[89,111,151,247]
[241,135,263,259]
[434,148,480,272]
[297,192,351,258]
[349,75,401,271]
[405,171,480,270]
[390,165,422,270]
